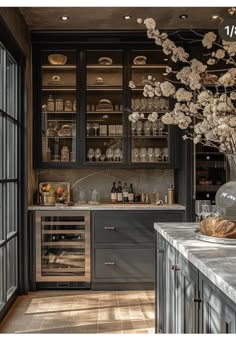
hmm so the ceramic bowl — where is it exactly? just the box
[48,54,68,65]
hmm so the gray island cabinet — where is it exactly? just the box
[155,222,236,334]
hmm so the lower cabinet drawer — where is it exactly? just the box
[94,248,155,279]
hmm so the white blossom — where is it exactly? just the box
[175,88,193,102]
[160,81,176,97]
[143,18,156,30]
[202,32,217,49]
[215,49,226,59]
[137,18,143,24]
[207,58,216,65]
[129,81,136,89]
[230,92,236,100]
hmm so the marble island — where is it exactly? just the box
[155,222,236,333]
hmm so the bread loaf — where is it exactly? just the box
[200,216,236,238]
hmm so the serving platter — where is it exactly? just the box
[194,229,236,245]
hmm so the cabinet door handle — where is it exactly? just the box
[104,262,115,265]
[193,298,202,303]
[171,264,180,271]
[104,226,115,230]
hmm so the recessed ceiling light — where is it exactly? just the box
[163,73,168,76]
[60,16,69,21]
[163,58,168,61]
[123,15,132,20]
[211,15,219,20]
[179,14,188,19]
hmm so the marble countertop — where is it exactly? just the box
[155,222,236,304]
[28,203,185,211]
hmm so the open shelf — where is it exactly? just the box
[87,65,122,69]
[42,65,76,69]
[86,86,123,91]
[131,65,166,69]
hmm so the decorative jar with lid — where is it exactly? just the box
[61,146,70,162]
[55,99,64,112]
[47,95,54,112]
[65,100,72,112]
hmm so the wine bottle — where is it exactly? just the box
[111,182,117,203]
[117,181,123,202]
[128,183,134,202]
[123,182,129,202]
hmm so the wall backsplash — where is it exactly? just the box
[38,169,174,203]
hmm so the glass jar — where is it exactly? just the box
[61,146,70,162]
[55,98,63,112]
[47,95,54,112]
[46,123,55,137]
[65,100,72,112]
[73,100,77,112]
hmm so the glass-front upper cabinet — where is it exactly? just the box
[40,51,77,164]
[85,50,124,164]
[130,50,170,165]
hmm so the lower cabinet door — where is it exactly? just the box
[200,274,236,333]
[156,233,165,333]
[176,254,199,333]
[94,248,154,280]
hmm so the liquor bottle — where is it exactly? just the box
[117,181,123,202]
[123,182,129,202]
[167,184,175,205]
[128,183,134,202]
[111,182,117,203]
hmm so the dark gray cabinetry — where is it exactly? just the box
[156,234,236,334]
[92,210,184,290]
[200,274,236,333]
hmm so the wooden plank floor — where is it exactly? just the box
[0,290,155,334]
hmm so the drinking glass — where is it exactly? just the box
[86,123,91,136]
[106,148,113,162]
[144,120,151,136]
[131,122,137,136]
[133,147,140,162]
[114,147,121,161]
[147,98,154,111]
[202,204,211,219]
[195,200,204,221]
[87,148,94,162]
[77,190,87,204]
[152,121,158,136]
[100,154,106,162]
[154,148,162,162]
[137,121,143,136]
[140,147,147,162]
[154,97,160,110]
[95,148,101,161]
[157,119,165,135]
[163,147,169,161]
[210,205,220,217]
[93,123,99,136]
[147,148,154,162]
[140,98,147,111]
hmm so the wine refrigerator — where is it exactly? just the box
[35,211,90,284]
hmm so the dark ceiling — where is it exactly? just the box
[18,7,230,30]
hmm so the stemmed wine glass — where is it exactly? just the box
[114,147,121,162]
[210,205,220,217]
[136,121,143,136]
[132,147,140,162]
[157,119,165,135]
[86,123,91,136]
[87,148,94,162]
[154,148,162,162]
[131,122,137,136]
[140,147,147,162]
[148,148,154,162]
[144,121,151,136]
[152,121,158,136]
[95,148,101,161]
[93,123,99,136]
[106,148,113,162]
[195,200,204,222]
[202,204,211,220]
[163,148,169,161]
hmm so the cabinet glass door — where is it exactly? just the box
[130,50,170,164]
[41,51,77,163]
[36,212,90,282]
[85,50,124,164]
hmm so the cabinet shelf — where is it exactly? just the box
[196,185,222,192]
[86,136,123,139]
[42,111,76,114]
[42,136,76,139]
[42,87,76,92]
[42,230,85,234]
[86,111,122,114]
[42,65,76,69]
[86,86,122,91]
[87,65,122,69]
[131,135,168,139]
[42,268,85,273]
[42,242,85,247]
[131,65,166,69]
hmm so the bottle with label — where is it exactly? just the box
[47,95,54,112]
[128,183,134,202]
[167,184,175,205]
[111,182,117,203]
[117,181,123,202]
[123,182,129,202]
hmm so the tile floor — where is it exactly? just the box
[0,290,155,334]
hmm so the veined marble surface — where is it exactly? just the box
[28,203,185,211]
[155,222,236,304]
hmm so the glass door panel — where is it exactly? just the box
[41,51,77,163]
[6,237,17,299]
[0,247,3,309]
[36,212,90,282]
[130,50,170,164]
[0,42,6,111]
[6,52,18,119]
[85,50,124,164]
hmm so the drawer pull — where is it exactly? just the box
[104,226,115,230]
[104,262,115,265]
[193,298,202,303]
